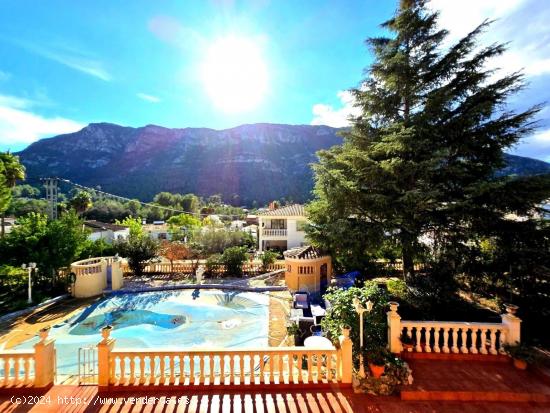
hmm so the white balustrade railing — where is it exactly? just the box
[98,326,353,388]
[387,302,522,355]
[109,347,339,386]
[262,229,287,237]
[0,328,55,389]
[0,350,35,387]
[400,321,507,354]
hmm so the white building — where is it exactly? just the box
[84,220,129,243]
[258,204,308,252]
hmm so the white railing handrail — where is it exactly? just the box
[401,320,507,330]
[112,346,336,355]
[0,349,35,356]
[387,301,522,355]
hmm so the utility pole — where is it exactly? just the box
[42,178,58,220]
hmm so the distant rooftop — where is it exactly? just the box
[259,204,305,217]
[284,245,327,260]
[84,220,128,233]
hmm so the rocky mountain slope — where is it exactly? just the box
[17,122,550,205]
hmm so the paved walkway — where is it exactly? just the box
[2,385,550,413]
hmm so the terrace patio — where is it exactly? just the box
[1,359,550,413]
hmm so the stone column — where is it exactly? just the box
[339,326,353,384]
[97,326,115,387]
[33,327,55,388]
[501,304,521,345]
[387,301,402,353]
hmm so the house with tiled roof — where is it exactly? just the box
[84,220,129,243]
[258,204,308,252]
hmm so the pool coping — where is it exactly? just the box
[105,283,288,295]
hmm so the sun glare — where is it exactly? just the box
[201,36,268,113]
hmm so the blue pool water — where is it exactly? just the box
[15,289,270,376]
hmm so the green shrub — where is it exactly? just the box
[220,246,248,277]
[114,236,159,277]
[205,254,223,276]
[260,250,279,272]
[321,282,390,367]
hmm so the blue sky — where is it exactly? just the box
[1,0,550,162]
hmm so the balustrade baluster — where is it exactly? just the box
[220,355,225,385]
[480,330,489,355]
[13,357,19,384]
[316,352,322,381]
[159,355,165,385]
[189,355,195,384]
[249,354,255,385]
[442,328,450,353]
[239,354,245,384]
[118,355,126,384]
[183,354,191,385]
[470,329,479,354]
[297,353,303,383]
[460,329,469,353]
[415,327,422,352]
[24,357,30,384]
[278,354,284,384]
[129,356,135,384]
[489,329,497,355]
[307,353,313,383]
[433,328,440,353]
[451,328,459,353]
[229,355,235,384]
[169,355,175,384]
[209,355,215,384]
[3,358,9,385]
[327,353,334,381]
[199,355,205,384]
[425,328,432,352]
[269,353,274,384]
[149,356,155,384]
[259,353,266,384]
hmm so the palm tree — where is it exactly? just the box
[0,152,26,237]
[69,191,93,215]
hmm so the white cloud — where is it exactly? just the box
[311,91,361,127]
[14,39,112,81]
[429,0,550,77]
[137,92,161,103]
[0,93,83,148]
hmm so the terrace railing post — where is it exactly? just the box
[501,304,521,345]
[98,326,116,387]
[387,301,402,353]
[339,326,353,384]
[34,327,55,388]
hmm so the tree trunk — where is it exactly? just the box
[401,231,415,279]
[0,214,4,237]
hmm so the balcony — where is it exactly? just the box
[262,228,287,237]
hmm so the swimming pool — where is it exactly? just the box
[15,289,270,377]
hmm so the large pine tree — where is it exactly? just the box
[307,0,550,278]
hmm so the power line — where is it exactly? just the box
[35,176,247,219]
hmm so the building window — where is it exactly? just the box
[268,219,286,229]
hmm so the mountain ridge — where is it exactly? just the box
[17,122,550,205]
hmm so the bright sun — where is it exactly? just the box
[201,36,268,113]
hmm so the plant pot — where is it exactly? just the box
[369,363,385,378]
[513,358,528,370]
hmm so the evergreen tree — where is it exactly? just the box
[308,0,550,278]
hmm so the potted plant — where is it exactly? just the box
[504,343,536,370]
[367,347,388,378]
[286,321,300,344]
[400,332,414,351]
